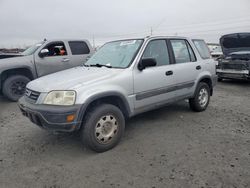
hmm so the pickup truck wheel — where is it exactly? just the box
[81,104,125,152]
[2,75,30,101]
[218,77,223,82]
[189,82,210,112]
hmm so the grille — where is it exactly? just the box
[25,88,40,102]
[221,63,247,70]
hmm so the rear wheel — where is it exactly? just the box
[218,77,223,82]
[189,82,210,112]
[81,104,125,152]
[2,75,30,101]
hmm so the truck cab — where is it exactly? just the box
[0,39,93,101]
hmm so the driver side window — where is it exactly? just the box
[142,40,170,66]
[43,42,68,57]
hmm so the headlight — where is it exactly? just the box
[43,91,76,106]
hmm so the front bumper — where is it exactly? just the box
[18,96,83,132]
[217,69,250,80]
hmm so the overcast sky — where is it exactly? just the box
[0,0,250,48]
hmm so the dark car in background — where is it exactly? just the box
[217,33,250,81]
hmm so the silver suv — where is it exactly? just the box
[18,36,217,152]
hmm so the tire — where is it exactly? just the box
[189,82,210,112]
[218,77,223,82]
[81,104,125,152]
[2,75,30,101]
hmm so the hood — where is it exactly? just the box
[0,53,23,60]
[220,33,250,57]
[0,55,33,65]
[27,66,124,92]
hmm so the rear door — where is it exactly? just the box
[168,39,201,98]
[133,39,177,110]
[192,39,216,75]
[34,41,72,77]
[67,40,93,67]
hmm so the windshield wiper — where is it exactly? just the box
[86,63,112,68]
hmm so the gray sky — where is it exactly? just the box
[0,0,250,48]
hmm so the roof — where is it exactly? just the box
[46,39,90,42]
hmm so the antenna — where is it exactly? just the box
[92,35,95,48]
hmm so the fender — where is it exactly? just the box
[0,66,36,91]
[195,75,215,96]
[197,75,212,83]
[76,91,132,130]
[0,66,36,78]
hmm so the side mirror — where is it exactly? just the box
[138,58,157,71]
[39,49,49,58]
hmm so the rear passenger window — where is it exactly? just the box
[142,40,170,66]
[69,41,90,55]
[170,39,196,63]
[192,40,211,59]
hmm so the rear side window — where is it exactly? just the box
[170,39,196,63]
[69,41,90,55]
[192,40,211,59]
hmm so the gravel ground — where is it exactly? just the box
[0,81,250,188]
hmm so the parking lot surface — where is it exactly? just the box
[0,81,250,188]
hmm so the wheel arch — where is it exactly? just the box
[1,67,34,83]
[197,76,213,96]
[0,67,34,92]
[77,92,132,129]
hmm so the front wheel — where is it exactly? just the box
[189,82,210,112]
[81,104,125,152]
[2,75,30,101]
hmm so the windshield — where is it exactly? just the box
[22,42,44,56]
[85,39,143,68]
[208,45,222,53]
[212,46,222,53]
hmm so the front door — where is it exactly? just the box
[133,39,177,111]
[34,41,72,77]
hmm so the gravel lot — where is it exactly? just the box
[0,81,250,188]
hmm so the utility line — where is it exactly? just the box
[90,16,250,39]
[159,25,250,35]
[154,18,250,31]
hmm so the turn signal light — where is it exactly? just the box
[66,114,75,122]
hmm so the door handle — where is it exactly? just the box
[196,65,201,70]
[62,58,70,62]
[165,71,173,76]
